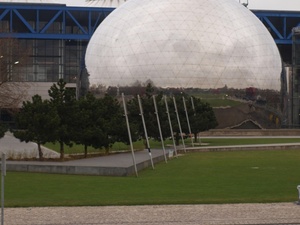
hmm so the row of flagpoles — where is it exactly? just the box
[122,93,196,177]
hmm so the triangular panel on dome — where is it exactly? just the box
[185,53,204,66]
[201,54,217,67]
[229,79,247,90]
[209,78,223,89]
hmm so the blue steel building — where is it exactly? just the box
[0,1,114,100]
[0,0,300,126]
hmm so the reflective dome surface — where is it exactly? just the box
[85,0,282,91]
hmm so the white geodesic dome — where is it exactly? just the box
[85,0,127,7]
[85,0,282,91]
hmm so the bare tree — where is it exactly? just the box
[0,36,30,109]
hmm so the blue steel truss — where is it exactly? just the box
[1,4,300,44]
[252,10,300,45]
[0,3,113,40]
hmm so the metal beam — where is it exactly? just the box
[1,5,300,44]
[66,10,88,35]
[261,16,284,39]
[40,10,62,34]
[0,33,92,40]
[12,9,35,33]
[252,10,300,45]
[0,4,113,40]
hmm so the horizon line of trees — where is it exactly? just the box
[12,80,218,161]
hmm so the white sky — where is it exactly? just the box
[60,0,300,11]
[245,0,300,10]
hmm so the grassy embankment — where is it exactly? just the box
[4,148,300,207]
[44,138,300,155]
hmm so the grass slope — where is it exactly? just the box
[43,138,300,154]
[4,149,300,207]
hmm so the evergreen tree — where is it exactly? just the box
[74,93,107,157]
[48,79,77,160]
[13,95,59,160]
[189,97,218,142]
[127,85,170,147]
[0,123,7,139]
[100,94,128,154]
[74,93,128,156]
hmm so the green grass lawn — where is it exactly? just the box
[191,93,242,107]
[200,138,300,146]
[204,98,242,107]
[44,138,300,155]
[43,140,159,154]
[4,149,300,207]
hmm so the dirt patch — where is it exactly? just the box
[213,103,279,129]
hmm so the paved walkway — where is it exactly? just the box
[4,203,300,225]
[0,132,59,159]
[6,148,167,167]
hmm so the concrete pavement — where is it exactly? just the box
[0,132,59,159]
[5,148,168,176]
[4,203,300,225]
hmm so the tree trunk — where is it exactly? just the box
[175,133,180,146]
[84,145,88,158]
[194,132,202,144]
[105,146,110,155]
[143,138,147,149]
[59,141,64,160]
[37,142,43,161]
[194,132,198,143]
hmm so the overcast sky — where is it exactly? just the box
[61,0,300,11]
[247,0,300,10]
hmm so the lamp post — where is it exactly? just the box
[1,153,6,225]
[296,185,300,205]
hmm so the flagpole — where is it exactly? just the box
[153,95,167,163]
[122,93,138,177]
[164,95,178,158]
[173,97,186,153]
[137,95,154,169]
[183,96,194,147]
